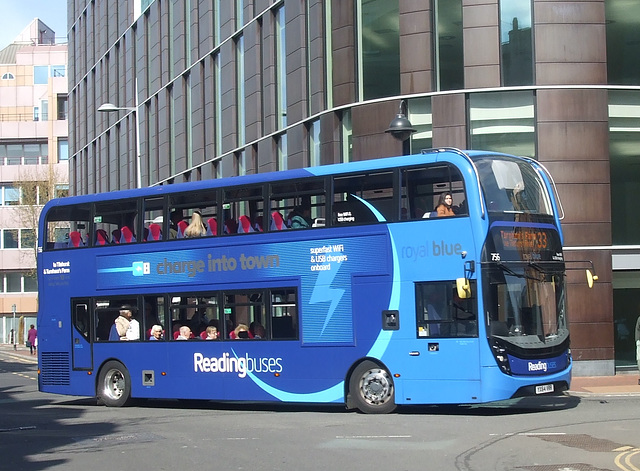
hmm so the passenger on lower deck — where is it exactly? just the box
[176,325,192,340]
[204,325,219,340]
[149,325,163,340]
[230,323,253,339]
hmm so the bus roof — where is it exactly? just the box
[43,149,518,210]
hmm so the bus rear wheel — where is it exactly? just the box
[349,361,396,414]
[97,361,132,407]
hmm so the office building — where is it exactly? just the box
[0,19,69,343]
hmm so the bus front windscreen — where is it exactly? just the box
[484,264,568,350]
[474,156,553,215]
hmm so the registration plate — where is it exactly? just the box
[535,384,554,394]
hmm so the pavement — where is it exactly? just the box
[2,343,639,397]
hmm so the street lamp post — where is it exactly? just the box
[11,304,16,350]
[98,78,142,188]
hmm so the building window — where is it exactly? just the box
[55,184,69,198]
[358,0,400,100]
[6,273,22,293]
[41,100,49,121]
[237,150,246,176]
[500,0,533,86]
[408,97,433,153]
[612,272,640,369]
[57,95,68,120]
[23,144,41,164]
[215,53,222,157]
[309,119,320,167]
[235,0,243,30]
[1,73,15,80]
[52,65,66,77]
[609,90,640,244]
[341,109,352,163]
[275,6,287,129]
[236,35,245,147]
[277,133,288,171]
[435,0,464,91]
[21,229,36,249]
[24,272,38,292]
[606,1,640,85]
[0,272,37,293]
[58,139,69,161]
[0,142,48,165]
[469,90,535,158]
[142,0,156,12]
[34,66,49,84]
[324,0,333,109]
[3,186,21,206]
[3,229,19,249]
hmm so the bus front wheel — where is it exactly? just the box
[349,361,396,414]
[97,361,132,407]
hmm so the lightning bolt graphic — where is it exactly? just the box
[309,264,345,336]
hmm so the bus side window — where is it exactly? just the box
[402,164,467,221]
[94,199,139,246]
[168,190,218,239]
[270,178,326,231]
[143,196,164,242]
[333,172,394,224]
[271,289,298,340]
[73,301,90,340]
[223,186,264,236]
[415,281,477,338]
[44,204,91,250]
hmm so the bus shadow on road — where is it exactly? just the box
[398,394,580,416]
[56,393,580,415]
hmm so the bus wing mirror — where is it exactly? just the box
[586,269,598,289]
[456,278,471,299]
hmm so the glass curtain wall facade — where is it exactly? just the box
[68,0,640,375]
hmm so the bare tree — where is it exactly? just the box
[14,163,68,274]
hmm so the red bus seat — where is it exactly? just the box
[206,218,217,236]
[68,231,84,247]
[238,215,255,233]
[95,229,109,245]
[120,226,136,243]
[270,211,287,230]
[147,223,162,241]
[176,220,188,238]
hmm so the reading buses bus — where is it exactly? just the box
[38,148,575,413]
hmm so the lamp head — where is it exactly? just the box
[385,100,416,141]
[97,103,119,112]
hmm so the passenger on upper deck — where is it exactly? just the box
[435,192,455,217]
[168,210,184,239]
[184,211,207,238]
[289,206,311,229]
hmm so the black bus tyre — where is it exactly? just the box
[349,360,396,414]
[97,361,132,407]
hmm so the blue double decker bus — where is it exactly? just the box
[37,148,578,413]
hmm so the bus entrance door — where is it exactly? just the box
[72,300,93,370]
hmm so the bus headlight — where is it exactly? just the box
[490,339,512,375]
